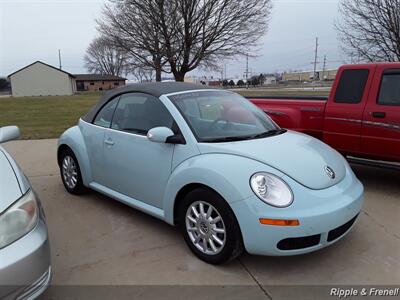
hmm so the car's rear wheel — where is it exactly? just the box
[60,149,85,194]
[178,188,243,264]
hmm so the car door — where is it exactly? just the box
[361,67,400,161]
[82,96,119,185]
[102,92,175,208]
[322,66,374,155]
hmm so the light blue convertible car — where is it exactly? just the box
[58,83,364,264]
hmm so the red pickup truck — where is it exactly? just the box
[250,63,400,163]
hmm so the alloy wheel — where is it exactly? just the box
[62,155,78,189]
[185,201,226,255]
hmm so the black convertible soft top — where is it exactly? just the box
[82,82,213,123]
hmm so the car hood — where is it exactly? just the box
[197,131,346,190]
[0,148,23,212]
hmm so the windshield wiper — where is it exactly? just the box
[203,136,251,143]
[203,129,287,143]
[249,129,287,139]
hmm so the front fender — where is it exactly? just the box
[58,125,92,186]
[162,153,285,224]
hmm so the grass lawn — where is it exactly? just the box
[0,88,330,140]
[0,93,101,139]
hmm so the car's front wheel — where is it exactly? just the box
[178,188,243,264]
[59,149,85,195]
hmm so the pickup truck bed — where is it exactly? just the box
[250,97,327,139]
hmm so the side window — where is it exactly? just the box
[334,69,369,104]
[93,97,119,128]
[111,93,174,135]
[378,71,400,106]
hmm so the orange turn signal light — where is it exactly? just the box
[259,218,300,226]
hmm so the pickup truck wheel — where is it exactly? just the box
[178,188,243,264]
[60,149,85,195]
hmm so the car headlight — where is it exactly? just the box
[250,172,293,207]
[0,189,39,249]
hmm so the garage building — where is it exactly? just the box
[8,61,76,97]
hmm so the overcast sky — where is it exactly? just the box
[0,0,344,79]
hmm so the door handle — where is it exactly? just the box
[104,139,115,146]
[371,111,386,118]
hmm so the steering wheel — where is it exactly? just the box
[209,118,232,130]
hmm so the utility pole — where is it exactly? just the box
[58,49,62,70]
[245,54,250,89]
[245,54,249,80]
[322,55,327,81]
[313,37,319,81]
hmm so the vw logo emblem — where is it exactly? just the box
[324,166,335,179]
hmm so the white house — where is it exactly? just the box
[8,61,76,97]
[264,75,277,85]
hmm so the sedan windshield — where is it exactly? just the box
[168,90,284,142]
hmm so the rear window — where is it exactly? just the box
[378,70,400,106]
[334,69,369,104]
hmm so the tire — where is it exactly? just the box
[178,188,243,264]
[59,148,86,195]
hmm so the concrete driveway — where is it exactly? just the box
[3,139,400,298]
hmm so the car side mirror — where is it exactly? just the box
[147,127,175,143]
[0,126,20,143]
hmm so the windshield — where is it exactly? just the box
[168,90,283,142]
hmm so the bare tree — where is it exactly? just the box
[97,1,170,81]
[84,36,128,76]
[98,0,272,81]
[161,0,272,81]
[129,65,155,82]
[336,0,400,62]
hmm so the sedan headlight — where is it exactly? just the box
[250,172,293,207]
[0,189,38,249]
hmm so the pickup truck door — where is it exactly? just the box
[323,65,375,155]
[361,66,400,162]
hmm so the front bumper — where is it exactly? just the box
[231,166,364,256]
[0,216,51,300]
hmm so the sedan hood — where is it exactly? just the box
[197,131,346,190]
[0,149,22,212]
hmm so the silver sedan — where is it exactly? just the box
[0,126,51,299]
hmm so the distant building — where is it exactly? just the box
[74,74,126,91]
[184,76,223,86]
[264,74,277,85]
[320,69,338,81]
[207,80,222,86]
[0,77,11,94]
[282,71,314,82]
[8,61,76,97]
[282,69,337,82]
